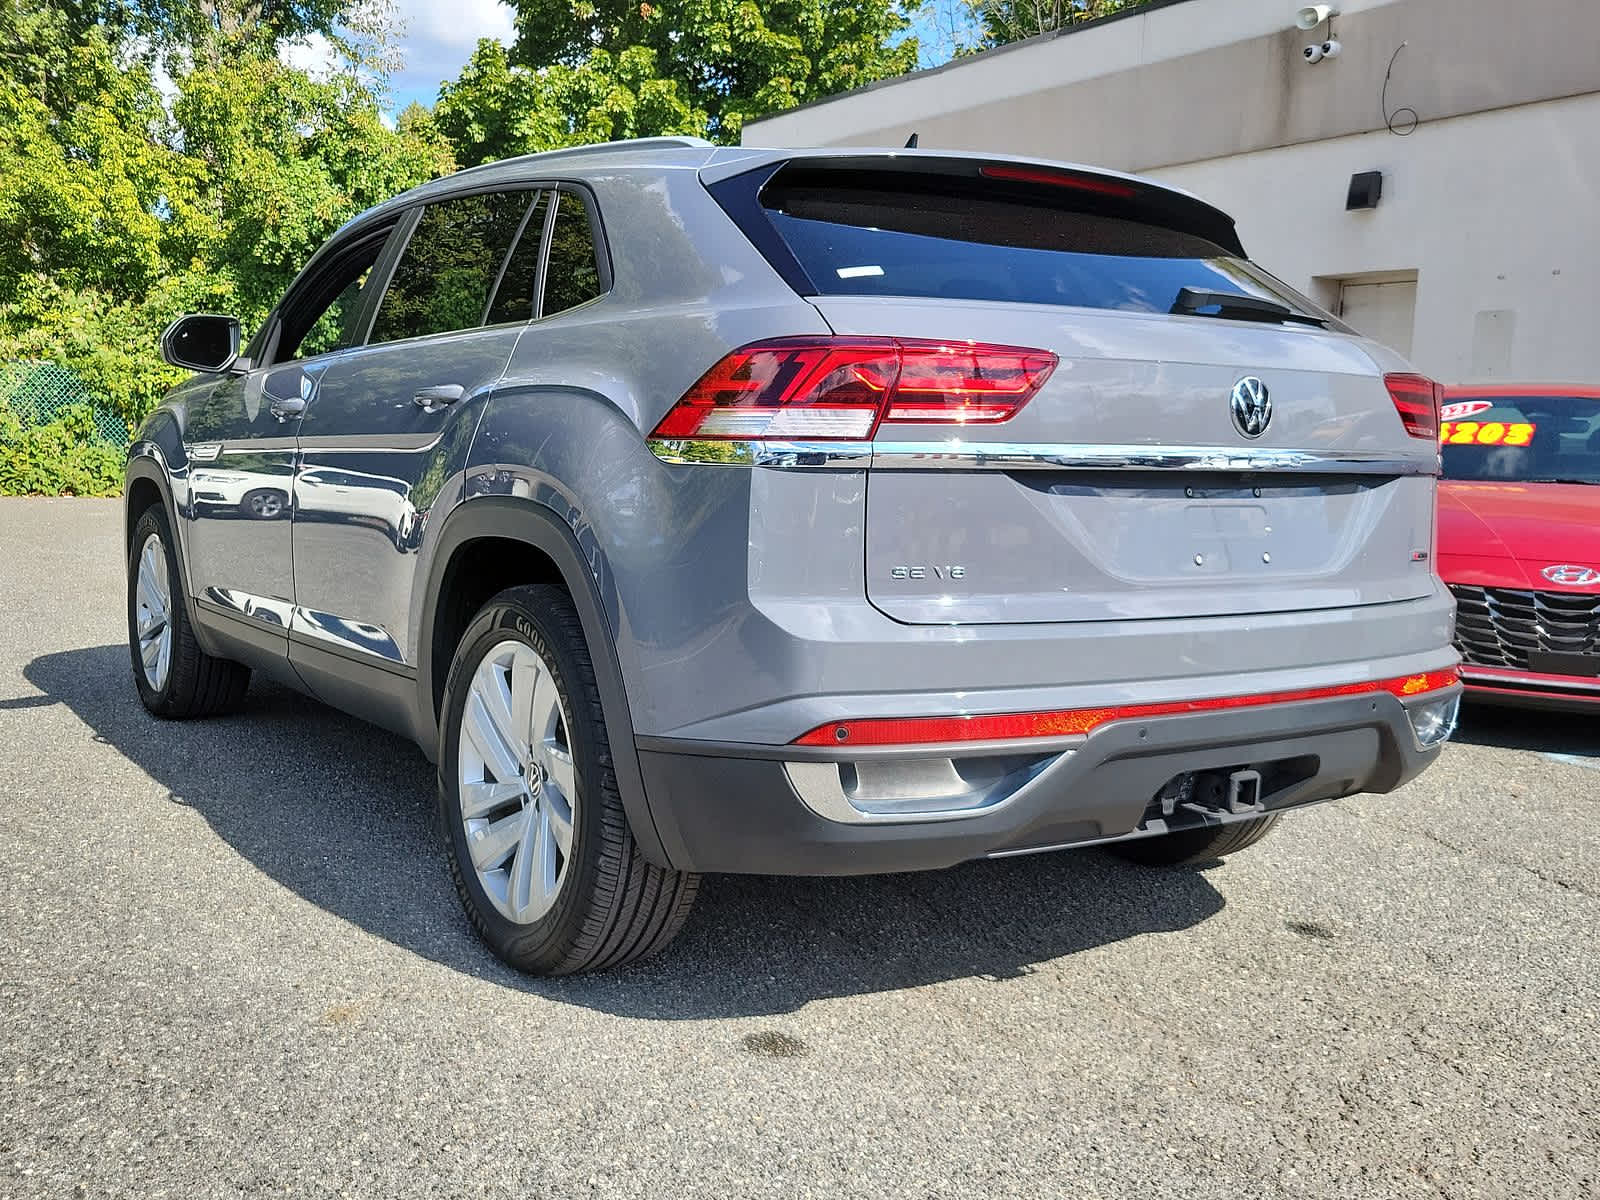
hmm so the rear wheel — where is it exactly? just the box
[1108,814,1281,866]
[128,505,250,718]
[438,584,699,975]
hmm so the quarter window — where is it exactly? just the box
[542,192,604,317]
[369,191,536,345]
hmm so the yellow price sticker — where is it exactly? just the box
[1439,420,1535,447]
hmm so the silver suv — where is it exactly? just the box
[126,138,1461,974]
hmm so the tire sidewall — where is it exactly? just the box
[438,591,605,967]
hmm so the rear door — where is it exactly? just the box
[721,157,1440,625]
[290,186,548,680]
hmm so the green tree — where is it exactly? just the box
[0,1,453,438]
[436,38,707,166]
[435,0,922,164]
[967,0,1152,47]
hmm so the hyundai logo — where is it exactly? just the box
[1540,564,1600,586]
[1230,376,1272,438]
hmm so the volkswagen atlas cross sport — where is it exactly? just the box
[126,138,1461,975]
[1436,384,1600,709]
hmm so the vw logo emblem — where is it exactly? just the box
[1230,376,1272,438]
[1541,563,1600,586]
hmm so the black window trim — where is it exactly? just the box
[479,188,551,328]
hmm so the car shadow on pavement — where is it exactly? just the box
[1451,703,1598,758]
[25,644,1226,1017]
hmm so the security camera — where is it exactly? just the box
[1295,4,1338,29]
[1302,42,1325,63]
[1321,38,1342,58]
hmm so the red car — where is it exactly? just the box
[1436,384,1600,710]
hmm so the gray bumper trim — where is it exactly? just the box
[636,690,1453,875]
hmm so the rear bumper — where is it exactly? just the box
[637,688,1458,875]
[1461,665,1600,712]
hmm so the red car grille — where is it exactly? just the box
[1449,584,1600,669]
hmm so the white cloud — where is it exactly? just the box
[280,31,345,81]
[390,0,515,101]
[395,0,515,55]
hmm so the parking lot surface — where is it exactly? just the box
[1,497,1596,1198]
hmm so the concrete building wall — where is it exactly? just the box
[746,0,1596,175]
[1152,92,1600,381]
[743,0,1600,382]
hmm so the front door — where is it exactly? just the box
[179,358,319,639]
[180,221,397,663]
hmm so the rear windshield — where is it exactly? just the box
[1439,394,1600,484]
[755,168,1329,321]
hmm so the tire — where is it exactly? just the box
[128,505,251,718]
[438,584,699,975]
[1108,814,1281,867]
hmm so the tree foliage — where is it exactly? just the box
[0,0,928,493]
[436,0,923,165]
[0,0,452,461]
[966,0,1153,47]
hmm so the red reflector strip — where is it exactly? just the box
[792,669,1462,747]
[978,164,1138,198]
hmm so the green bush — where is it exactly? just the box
[0,402,124,496]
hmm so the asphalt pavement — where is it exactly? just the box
[1,497,1596,1198]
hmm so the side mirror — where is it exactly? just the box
[160,314,242,373]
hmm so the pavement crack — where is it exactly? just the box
[1333,802,1599,902]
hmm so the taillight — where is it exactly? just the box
[650,337,1057,442]
[1385,373,1443,440]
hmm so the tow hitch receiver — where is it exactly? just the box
[1224,769,1263,815]
[1155,768,1266,820]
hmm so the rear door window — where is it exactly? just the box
[744,164,1328,321]
[369,190,537,345]
[484,191,551,325]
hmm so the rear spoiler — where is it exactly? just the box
[702,150,1245,259]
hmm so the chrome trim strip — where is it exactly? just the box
[647,438,871,468]
[646,438,1436,475]
[289,606,407,666]
[870,442,1439,475]
[785,753,1068,825]
[202,587,294,629]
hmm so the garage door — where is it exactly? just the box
[1338,279,1417,359]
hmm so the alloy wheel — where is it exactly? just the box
[457,640,577,924]
[134,532,174,692]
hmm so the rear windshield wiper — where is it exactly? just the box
[1171,287,1327,327]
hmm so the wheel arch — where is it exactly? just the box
[124,449,209,643]
[418,496,671,868]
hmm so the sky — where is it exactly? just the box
[349,0,969,116]
[384,0,516,111]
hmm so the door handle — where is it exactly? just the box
[268,396,306,422]
[414,384,466,411]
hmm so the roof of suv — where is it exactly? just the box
[339,137,1223,239]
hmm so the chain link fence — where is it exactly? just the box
[0,361,131,447]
